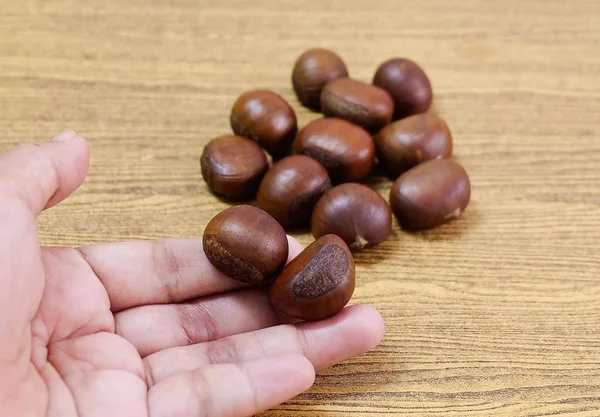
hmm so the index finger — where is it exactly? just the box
[77,236,304,312]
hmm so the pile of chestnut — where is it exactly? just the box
[200,48,471,321]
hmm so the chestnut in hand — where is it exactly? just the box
[389,159,471,230]
[268,234,355,321]
[230,89,297,157]
[373,58,432,120]
[200,135,269,200]
[312,183,392,250]
[203,205,289,284]
[320,78,394,133]
[294,118,375,183]
[374,112,452,176]
[257,155,331,228]
[292,48,349,110]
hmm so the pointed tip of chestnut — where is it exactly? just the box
[268,234,355,321]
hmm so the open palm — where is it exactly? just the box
[1,131,384,417]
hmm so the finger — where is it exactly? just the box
[0,130,90,213]
[0,131,90,361]
[115,289,278,357]
[78,235,304,312]
[144,304,384,384]
[148,354,315,417]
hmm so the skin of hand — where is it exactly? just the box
[0,130,385,417]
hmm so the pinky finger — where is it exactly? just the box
[148,354,315,417]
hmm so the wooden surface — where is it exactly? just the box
[1,0,600,415]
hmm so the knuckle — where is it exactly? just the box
[152,239,182,303]
[174,302,219,345]
[0,142,60,211]
[203,336,240,365]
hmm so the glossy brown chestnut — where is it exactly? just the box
[203,205,288,284]
[389,159,470,230]
[292,48,349,110]
[312,183,392,250]
[294,118,375,183]
[268,234,355,321]
[200,135,269,200]
[374,112,452,175]
[373,58,432,120]
[320,78,394,133]
[230,89,297,157]
[257,155,331,228]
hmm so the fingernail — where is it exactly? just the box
[52,130,78,142]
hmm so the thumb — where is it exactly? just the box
[0,130,90,363]
[0,130,90,214]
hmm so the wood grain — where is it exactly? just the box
[1,0,599,415]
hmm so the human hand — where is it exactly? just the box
[0,131,384,417]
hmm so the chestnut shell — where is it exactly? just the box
[257,155,332,228]
[268,234,355,321]
[203,205,289,284]
[389,159,471,229]
[312,183,392,250]
[320,78,394,133]
[292,48,349,110]
[200,135,269,200]
[374,112,452,176]
[294,118,375,183]
[373,58,432,120]
[230,89,297,157]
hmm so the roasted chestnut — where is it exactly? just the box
[203,205,288,284]
[389,159,470,229]
[268,234,355,321]
[257,155,332,228]
[230,89,297,157]
[200,135,269,200]
[374,112,452,175]
[320,78,394,133]
[312,183,392,250]
[294,118,375,183]
[292,48,349,110]
[373,58,432,120]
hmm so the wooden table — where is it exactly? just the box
[1,1,599,415]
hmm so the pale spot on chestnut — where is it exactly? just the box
[445,207,462,219]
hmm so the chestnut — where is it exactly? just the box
[203,205,288,284]
[230,89,297,157]
[200,135,269,200]
[292,48,349,110]
[373,58,432,120]
[268,234,355,321]
[257,155,331,228]
[320,78,394,133]
[389,159,470,230]
[374,112,452,176]
[311,183,391,250]
[294,118,375,183]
